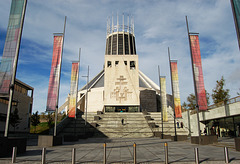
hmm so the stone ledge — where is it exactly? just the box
[0,137,27,157]
[38,135,62,147]
[191,136,218,145]
[235,137,240,151]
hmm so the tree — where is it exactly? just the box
[211,76,230,104]
[10,108,21,132]
[61,112,67,121]
[31,111,40,133]
[46,112,54,128]
[184,93,196,111]
[182,90,210,111]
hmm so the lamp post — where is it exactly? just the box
[82,66,89,126]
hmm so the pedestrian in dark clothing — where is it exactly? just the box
[204,128,207,135]
[121,118,124,125]
[180,122,183,128]
[177,122,180,128]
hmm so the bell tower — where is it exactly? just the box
[104,14,140,112]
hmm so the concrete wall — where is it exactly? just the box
[87,87,104,112]
[140,89,157,112]
[104,55,140,106]
[182,101,240,136]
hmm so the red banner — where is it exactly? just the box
[46,35,64,111]
[0,0,26,94]
[170,61,182,118]
[68,62,79,118]
[190,35,207,111]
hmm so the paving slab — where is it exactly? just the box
[0,137,240,163]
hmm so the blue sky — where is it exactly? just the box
[0,0,240,113]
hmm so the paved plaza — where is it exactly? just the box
[0,137,240,164]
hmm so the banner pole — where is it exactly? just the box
[186,16,201,143]
[75,48,81,119]
[230,0,240,50]
[54,16,67,137]
[158,66,164,139]
[4,0,27,137]
[168,47,177,141]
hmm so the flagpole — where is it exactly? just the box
[230,0,240,50]
[4,0,27,137]
[158,66,164,139]
[75,48,81,119]
[186,16,201,143]
[168,47,177,141]
[54,16,67,137]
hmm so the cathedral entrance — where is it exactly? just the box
[115,106,128,112]
[105,106,139,112]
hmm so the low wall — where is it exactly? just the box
[0,137,27,157]
[191,136,218,145]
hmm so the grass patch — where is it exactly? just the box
[30,122,50,134]
[30,122,60,134]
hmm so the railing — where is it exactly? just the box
[182,96,240,115]
[167,111,191,133]
[9,142,233,163]
[207,95,240,110]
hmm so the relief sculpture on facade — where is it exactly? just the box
[110,75,132,103]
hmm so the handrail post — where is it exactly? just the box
[42,148,46,164]
[224,147,229,163]
[164,142,168,164]
[103,142,106,164]
[194,147,199,164]
[133,143,137,164]
[12,147,17,163]
[72,148,76,164]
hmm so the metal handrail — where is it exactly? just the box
[208,95,240,110]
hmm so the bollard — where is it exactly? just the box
[133,143,137,164]
[72,148,76,164]
[164,143,168,164]
[12,147,17,163]
[224,147,229,163]
[42,148,46,164]
[194,147,199,164]
[103,142,106,164]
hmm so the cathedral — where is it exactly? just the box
[56,15,187,139]
[60,15,172,115]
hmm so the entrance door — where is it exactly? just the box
[115,106,128,112]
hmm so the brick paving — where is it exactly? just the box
[0,137,240,163]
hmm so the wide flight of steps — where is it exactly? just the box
[55,113,107,138]
[145,112,189,138]
[95,112,154,138]
[56,112,154,138]
[55,112,188,139]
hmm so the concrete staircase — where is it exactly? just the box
[56,112,107,138]
[145,112,189,137]
[95,113,154,138]
[56,112,188,139]
[56,112,154,138]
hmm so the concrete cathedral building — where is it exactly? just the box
[62,15,169,114]
[56,15,189,138]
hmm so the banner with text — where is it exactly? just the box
[231,0,240,49]
[160,76,168,121]
[68,62,79,118]
[170,61,182,118]
[190,35,208,111]
[46,35,64,111]
[0,0,26,94]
